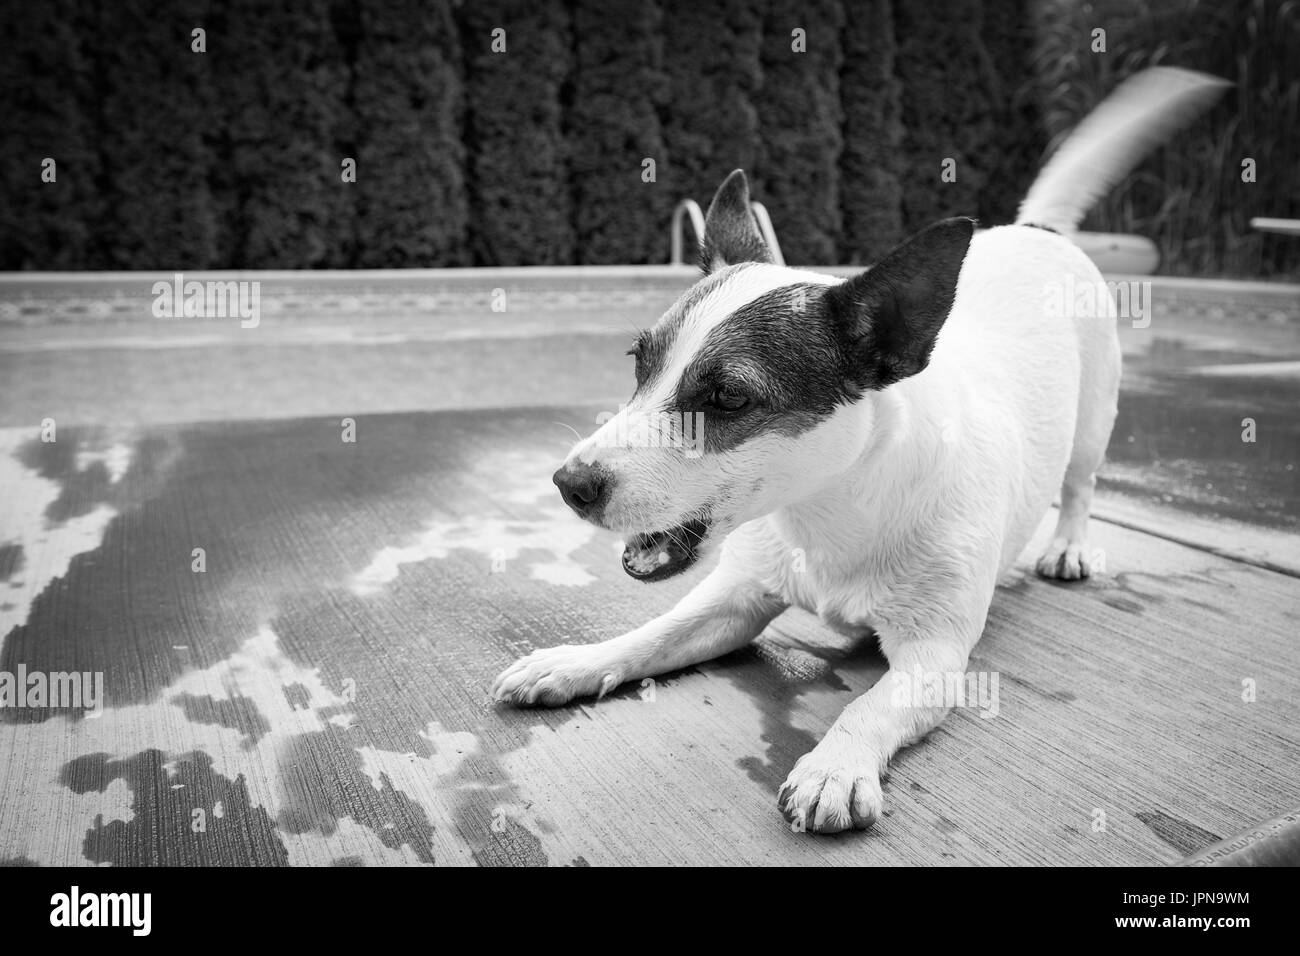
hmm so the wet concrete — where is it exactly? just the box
[1109,315,1299,531]
[3,285,1296,532]
[0,280,1297,865]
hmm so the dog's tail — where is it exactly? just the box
[1016,67,1230,235]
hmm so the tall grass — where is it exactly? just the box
[1031,0,1300,279]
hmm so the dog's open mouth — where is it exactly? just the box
[621,517,709,582]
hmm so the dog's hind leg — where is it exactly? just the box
[1036,303,1122,580]
[492,552,786,707]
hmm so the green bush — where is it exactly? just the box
[977,0,1047,226]
[839,0,903,263]
[567,0,670,265]
[86,0,219,269]
[755,0,844,264]
[458,1,574,265]
[660,0,764,225]
[0,0,101,269]
[893,0,994,231]
[353,0,467,267]
[1,1,1294,276]
[208,0,352,269]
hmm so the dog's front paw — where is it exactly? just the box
[492,645,624,707]
[778,747,883,834]
[1035,538,1091,580]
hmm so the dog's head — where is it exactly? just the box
[555,169,974,581]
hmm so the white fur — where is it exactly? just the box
[638,264,837,410]
[495,226,1119,830]
[1017,67,1230,234]
[494,68,1219,834]
[569,263,839,535]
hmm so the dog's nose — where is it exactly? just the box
[553,462,607,519]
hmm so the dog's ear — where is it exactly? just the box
[826,217,975,388]
[701,169,773,273]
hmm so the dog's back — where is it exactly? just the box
[919,225,1096,570]
[921,68,1230,574]
[497,65,1233,834]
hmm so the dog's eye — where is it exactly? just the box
[627,335,650,382]
[628,347,646,385]
[709,386,751,413]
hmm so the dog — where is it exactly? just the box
[493,68,1228,833]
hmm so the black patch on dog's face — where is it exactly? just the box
[626,278,915,456]
[623,218,973,457]
[628,265,754,395]
[668,284,858,453]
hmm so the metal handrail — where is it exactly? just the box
[669,199,706,267]
[1251,217,1300,236]
[749,201,785,266]
[669,197,785,267]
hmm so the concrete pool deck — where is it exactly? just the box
[0,270,1297,865]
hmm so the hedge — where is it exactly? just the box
[458,1,574,266]
[894,0,996,232]
[754,0,845,265]
[978,0,1048,227]
[839,0,904,264]
[0,0,1292,277]
[87,0,219,269]
[211,0,351,269]
[353,0,468,267]
[567,0,670,264]
[660,0,764,224]
[0,0,100,269]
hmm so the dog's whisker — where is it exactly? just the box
[551,420,583,443]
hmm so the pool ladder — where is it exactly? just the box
[670,198,785,267]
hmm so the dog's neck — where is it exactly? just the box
[768,375,956,546]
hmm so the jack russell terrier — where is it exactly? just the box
[493,68,1228,833]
